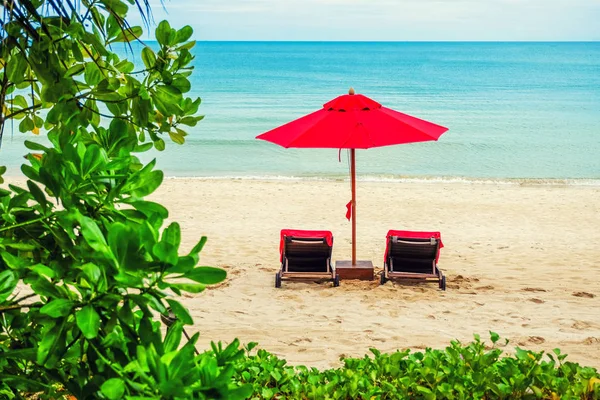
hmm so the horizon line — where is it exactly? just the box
[142,39,600,43]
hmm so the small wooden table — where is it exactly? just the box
[335,260,374,281]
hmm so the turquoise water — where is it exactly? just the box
[2,42,599,181]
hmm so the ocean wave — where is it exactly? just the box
[164,175,600,186]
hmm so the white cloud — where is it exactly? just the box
[132,0,600,40]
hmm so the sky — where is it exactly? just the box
[133,0,600,41]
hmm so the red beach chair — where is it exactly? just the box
[277,229,339,288]
[381,230,446,290]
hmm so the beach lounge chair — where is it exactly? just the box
[276,229,339,288]
[381,230,446,290]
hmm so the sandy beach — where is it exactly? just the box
[146,178,600,369]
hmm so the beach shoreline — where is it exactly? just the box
[160,175,600,186]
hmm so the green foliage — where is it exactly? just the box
[231,334,600,399]
[0,0,203,149]
[0,1,246,398]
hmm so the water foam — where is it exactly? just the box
[164,175,600,187]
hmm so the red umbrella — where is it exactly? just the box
[257,88,448,266]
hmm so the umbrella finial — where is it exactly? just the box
[348,87,355,95]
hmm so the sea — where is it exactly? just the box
[1,42,599,184]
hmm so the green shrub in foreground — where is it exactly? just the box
[231,333,600,400]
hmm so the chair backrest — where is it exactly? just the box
[283,236,332,272]
[386,236,439,273]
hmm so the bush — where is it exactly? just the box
[0,1,248,398]
[230,333,600,399]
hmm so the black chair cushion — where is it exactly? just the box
[390,257,435,274]
[286,256,329,272]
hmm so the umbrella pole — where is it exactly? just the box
[350,148,356,265]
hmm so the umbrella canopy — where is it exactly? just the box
[256,89,448,265]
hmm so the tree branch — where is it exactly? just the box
[0,214,53,233]
[0,303,41,312]
[10,293,38,305]
[5,103,42,120]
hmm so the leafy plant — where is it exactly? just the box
[1,0,203,149]
[0,1,249,398]
[231,333,600,399]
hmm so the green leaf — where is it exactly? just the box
[172,77,190,93]
[165,343,195,385]
[33,115,43,128]
[106,13,120,39]
[27,180,48,213]
[177,48,194,67]
[19,116,35,133]
[114,271,143,287]
[0,348,37,361]
[79,216,113,258]
[84,62,103,86]
[24,140,49,152]
[175,26,194,43]
[76,305,101,339]
[168,131,185,145]
[184,267,226,285]
[415,385,435,400]
[28,264,53,278]
[37,322,65,368]
[128,201,169,220]
[189,236,208,256]
[153,242,178,266]
[83,98,101,127]
[152,96,170,119]
[131,97,150,127]
[166,299,193,325]
[21,164,40,181]
[108,222,143,270]
[179,116,201,127]
[0,271,17,303]
[141,47,157,70]
[64,64,85,77]
[115,59,135,73]
[1,252,27,269]
[183,97,201,115]
[162,223,181,249]
[101,378,126,400]
[7,54,27,85]
[118,301,134,325]
[11,95,28,108]
[262,387,274,399]
[111,26,143,43]
[40,299,75,318]
[122,162,163,198]
[490,331,500,344]
[167,255,196,274]
[103,0,129,17]
[0,375,48,391]
[163,321,183,352]
[72,41,84,62]
[81,263,102,285]
[177,40,197,51]
[155,85,182,105]
[169,283,205,295]
[155,20,172,46]
[154,138,166,151]
[227,385,254,400]
[94,91,124,103]
[81,144,107,177]
[31,278,62,298]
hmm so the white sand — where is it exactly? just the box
[151,178,600,369]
